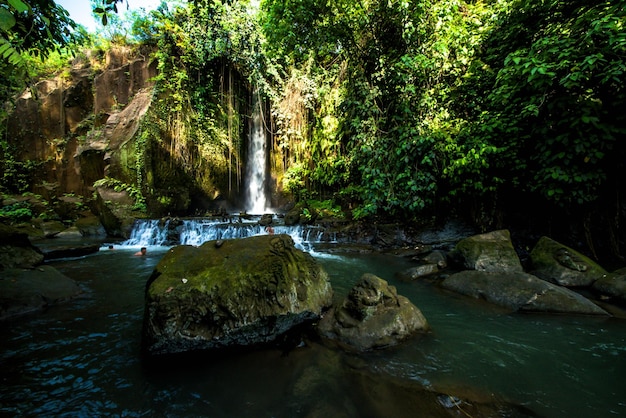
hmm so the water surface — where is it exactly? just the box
[1,246,624,417]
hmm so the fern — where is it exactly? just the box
[0,36,25,67]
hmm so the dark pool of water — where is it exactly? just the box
[1,245,625,417]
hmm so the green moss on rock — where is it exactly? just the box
[143,234,333,355]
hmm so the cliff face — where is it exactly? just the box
[4,45,288,225]
[5,46,157,200]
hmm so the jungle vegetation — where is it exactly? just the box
[2,0,625,255]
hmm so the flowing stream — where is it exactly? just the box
[1,223,625,417]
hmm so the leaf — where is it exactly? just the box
[0,36,24,66]
[0,8,16,31]
[8,0,29,14]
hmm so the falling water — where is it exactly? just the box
[118,218,329,255]
[244,90,269,214]
[122,219,170,246]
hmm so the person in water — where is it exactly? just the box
[134,247,147,256]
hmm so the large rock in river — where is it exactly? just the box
[452,230,523,273]
[441,270,609,315]
[0,223,44,270]
[317,273,429,351]
[142,234,333,355]
[530,236,608,287]
[0,265,82,320]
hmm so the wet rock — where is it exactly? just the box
[0,265,82,320]
[284,207,301,226]
[373,224,407,248]
[56,226,83,238]
[389,244,433,258]
[142,234,333,355]
[397,264,440,280]
[32,220,67,238]
[259,213,273,226]
[0,223,44,270]
[441,270,609,315]
[592,270,626,305]
[40,244,101,260]
[75,215,106,237]
[317,273,429,351]
[421,250,448,269]
[94,186,140,238]
[452,230,523,273]
[530,236,608,287]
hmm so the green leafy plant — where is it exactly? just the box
[93,177,146,211]
[0,202,32,223]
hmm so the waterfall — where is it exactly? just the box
[244,90,269,214]
[122,219,171,246]
[119,218,330,254]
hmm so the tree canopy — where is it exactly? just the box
[3,0,625,245]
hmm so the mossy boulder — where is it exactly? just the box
[441,270,608,315]
[317,273,429,351]
[530,236,608,287]
[142,234,333,355]
[452,230,523,273]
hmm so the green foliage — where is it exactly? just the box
[306,199,343,219]
[94,177,146,211]
[0,146,46,194]
[0,201,32,223]
[259,0,626,226]
[3,0,622,228]
[1,0,83,122]
[459,0,626,206]
[283,163,308,201]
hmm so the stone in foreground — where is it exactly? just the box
[530,236,608,287]
[142,234,333,355]
[0,266,82,320]
[442,270,609,315]
[452,229,523,273]
[592,269,626,305]
[317,273,429,351]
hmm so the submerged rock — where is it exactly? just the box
[0,265,82,320]
[441,270,609,315]
[452,230,523,273]
[142,234,333,355]
[530,236,608,287]
[397,264,440,280]
[40,243,101,260]
[317,273,429,351]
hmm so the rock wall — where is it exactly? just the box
[5,46,157,199]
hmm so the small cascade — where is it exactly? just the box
[179,219,324,252]
[179,220,266,246]
[244,89,269,214]
[119,217,331,254]
[122,219,171,246]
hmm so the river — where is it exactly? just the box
[1,237,625,417]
